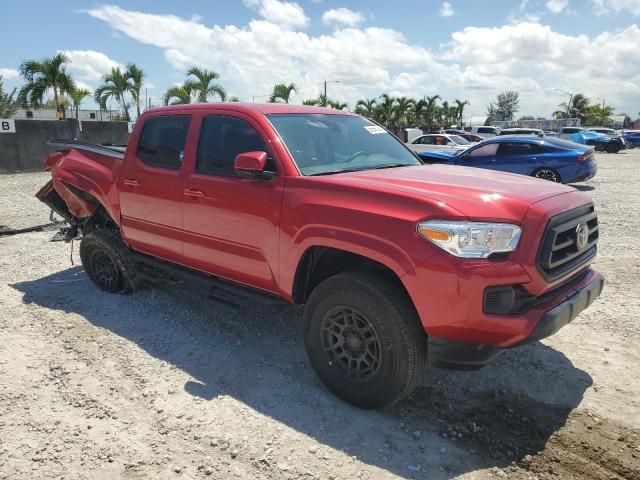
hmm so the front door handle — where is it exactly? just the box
[183,188,205,199]
[123,178,140,187]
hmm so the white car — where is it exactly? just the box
[465,126,502,138]
[406,134,474,154]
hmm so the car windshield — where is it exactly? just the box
[267,114,421,176]
[449,135,470,145]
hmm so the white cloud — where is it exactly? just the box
[593,0,640,15]
[60,49,121,80]
[243,0,308,29]
[322,8,364,28]
[84,4,640,117]
[0,68,19,80]
[440,2,454,17]
[546,0,569,13]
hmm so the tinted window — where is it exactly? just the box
[497,143,533,156]
[137,116,191,169]
[469,143,499,157]
[196,116,271,176]
[478,127,499,134]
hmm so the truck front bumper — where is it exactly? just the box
[426,270,605,370]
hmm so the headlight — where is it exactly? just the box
[417,221,521,258]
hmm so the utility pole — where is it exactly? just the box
[323,80,339,99]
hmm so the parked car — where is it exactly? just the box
[443,128,467,135]
[464,126,501,137]
[559,127,623,153]
[37,103,604,409]
[458,133,485,143]
[406,134,473,153]
[417,136,597,184]
[498,128,544,136]
[623,130,640,147]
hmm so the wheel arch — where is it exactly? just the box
[291,246,413,307]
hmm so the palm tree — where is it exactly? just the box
[0,76,18,118]
[184,66,225,102]
[69,88,91,121]
[269,83,296,103]
[454,99,469,127]
[17,53,75,118]
[554,93,590,120]
[126,63,144,118]
[393,97,415,128]
[163,85,193,105]
[422,95,440,131]
[355,98,377,118]
[303,94,330,107]
[329,100,349,110]
[95,67,131,121]
[378,94,396,127]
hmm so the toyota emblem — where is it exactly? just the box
[575,223,589,250]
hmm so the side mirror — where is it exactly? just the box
[234,151,268,178]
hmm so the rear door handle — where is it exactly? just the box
[183,188,205,199]
[123,178,140,187]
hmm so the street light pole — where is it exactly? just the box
[554,88,573,117]
[324,80,339,98]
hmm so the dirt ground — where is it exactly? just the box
[1,151,639,480]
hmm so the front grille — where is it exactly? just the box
[537,204,598,281]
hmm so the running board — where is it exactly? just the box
[130,252,286,306]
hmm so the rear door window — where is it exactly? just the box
[497,143,533,156]
[136,115,191,169]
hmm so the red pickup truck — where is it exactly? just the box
[37,103,604,409]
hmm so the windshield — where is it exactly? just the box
[449,135,470,145]
[267,114,421,175]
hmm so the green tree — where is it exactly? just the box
[163,85,193,105]
[95,67,132,121]
[355,98,377,118]
[553,93,590,120]
[518,115,536,120]
[0,76,18,118]
[269,83,296,103]
[377,94,395,126]
[422,95,440,131]
[184,66,225,102]
[329,100,349,110]
[393,97,414,128]
[487,90,520,121]
[584,103,614,125]
[69,88,92,121]
[126,63,144,118]
[17,53,75,118]
[453,99,469,127]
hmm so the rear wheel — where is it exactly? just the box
[532,168,561,183]
[303,272,426,409]
[80,230,142,294]
[605,141,620,153]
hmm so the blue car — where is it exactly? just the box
[416,136,597,184]
[623,131,640,147]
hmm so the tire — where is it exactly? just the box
[605,142,620,154]
[79,229,142,294]
[303,271,427,409]
[532,168,562,183]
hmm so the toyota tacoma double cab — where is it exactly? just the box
[36,103,604,409]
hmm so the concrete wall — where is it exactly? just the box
[0,120,129,172]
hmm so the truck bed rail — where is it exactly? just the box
[46,139,126,160]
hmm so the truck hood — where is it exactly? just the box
[320,164,578,222]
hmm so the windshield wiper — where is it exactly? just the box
[308,164,414,176]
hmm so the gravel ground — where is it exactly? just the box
[1,151,639,479]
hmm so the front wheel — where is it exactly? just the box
[303,272,426,409]
[605,142,620,153]
[532,168,562,183]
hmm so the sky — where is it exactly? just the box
[1,0,639,119]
